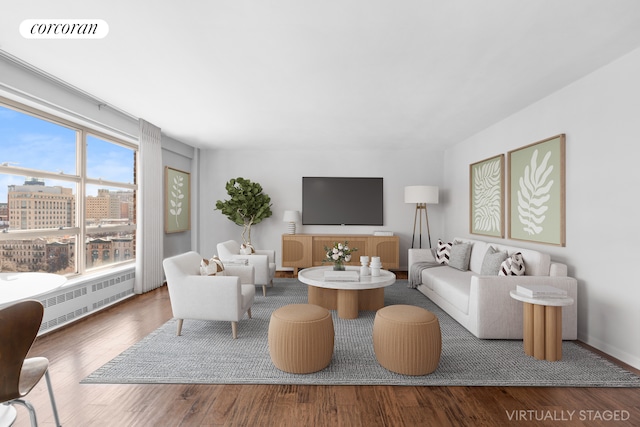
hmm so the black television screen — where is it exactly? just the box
[302,177,383,225]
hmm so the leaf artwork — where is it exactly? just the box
[169,175,185,228]
[473,158,502,232]
[517,149,554,235]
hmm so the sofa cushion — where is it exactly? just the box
[480,246,509,275]
[422,267,473,315]
[499,252,525,276]
[436,239,452,264]
[448,242,472,271]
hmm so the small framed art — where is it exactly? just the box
[470,154,504,237]
[508,134,565,246]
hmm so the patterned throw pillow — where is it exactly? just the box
[240,243,255,255]
[200,256,225,276]
[436,239,452,265]
[498,252,525,276]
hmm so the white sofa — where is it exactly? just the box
[408,237,578,340]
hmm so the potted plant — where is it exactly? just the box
[215,177,272,246]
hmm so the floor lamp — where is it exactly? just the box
[404,186,439,249]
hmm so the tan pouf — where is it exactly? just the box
[268,303,334,374]
[373,304,441,375]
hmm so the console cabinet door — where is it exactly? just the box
[282,235,312,268]
[369,237,400,269]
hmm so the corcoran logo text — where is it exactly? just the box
[20,19,109,39]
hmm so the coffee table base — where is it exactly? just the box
[308,286,385,319]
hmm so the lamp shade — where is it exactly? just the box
[282,210,300,223]
[404,186,439,204]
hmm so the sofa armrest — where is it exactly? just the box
[550,262,568,276]
[408,248,436,268]
[471,275,578,339]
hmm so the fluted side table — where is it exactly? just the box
[510,290,574,361]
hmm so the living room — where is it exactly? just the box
[2,1,640,425]
[194,46,640,371]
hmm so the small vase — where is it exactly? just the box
[333,261,345,271]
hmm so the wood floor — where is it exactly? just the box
[13,281,640,427]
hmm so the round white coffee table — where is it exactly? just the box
[510,290,574,361]
[298,266,396,319]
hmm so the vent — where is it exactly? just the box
[43,286,88,308]
[37,268,135,334]
[92,289,134,310]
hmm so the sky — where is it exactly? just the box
[0,104,134,201]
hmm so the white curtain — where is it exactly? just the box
[135,119,164,293]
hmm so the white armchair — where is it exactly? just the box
[217,240,276,296]
[162,251,255,339]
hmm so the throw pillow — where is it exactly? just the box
[436,239,452,265]
[481,246,509,275]
[200,256,225,276]
[240,243,255,255]
[448,242,472,271]
[498,252,525,276]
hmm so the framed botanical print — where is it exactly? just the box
[470,154,504,237]
[508,134,565,246]
[165,166,190,233]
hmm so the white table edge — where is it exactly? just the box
[509,290,574,307]
[298,266,396,290]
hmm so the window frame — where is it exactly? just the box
[0,96,137,277]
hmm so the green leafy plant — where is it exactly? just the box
[215,177,272,245]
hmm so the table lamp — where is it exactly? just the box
[282,210,300,234]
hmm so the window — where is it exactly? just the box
[0,98,137,275]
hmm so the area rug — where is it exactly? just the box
[82,279,640,387]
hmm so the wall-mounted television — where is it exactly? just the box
[302,177,383,225]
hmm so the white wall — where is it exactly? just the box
[198,148,444,270]
[443,47,640,369]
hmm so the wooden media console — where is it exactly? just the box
[282,234,399,275]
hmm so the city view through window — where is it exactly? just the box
[0,101,137,275]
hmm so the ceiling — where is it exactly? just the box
[2,1,640,151]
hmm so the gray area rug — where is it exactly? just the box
[82,279,640,387]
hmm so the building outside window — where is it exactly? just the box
[0,97,137,276]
